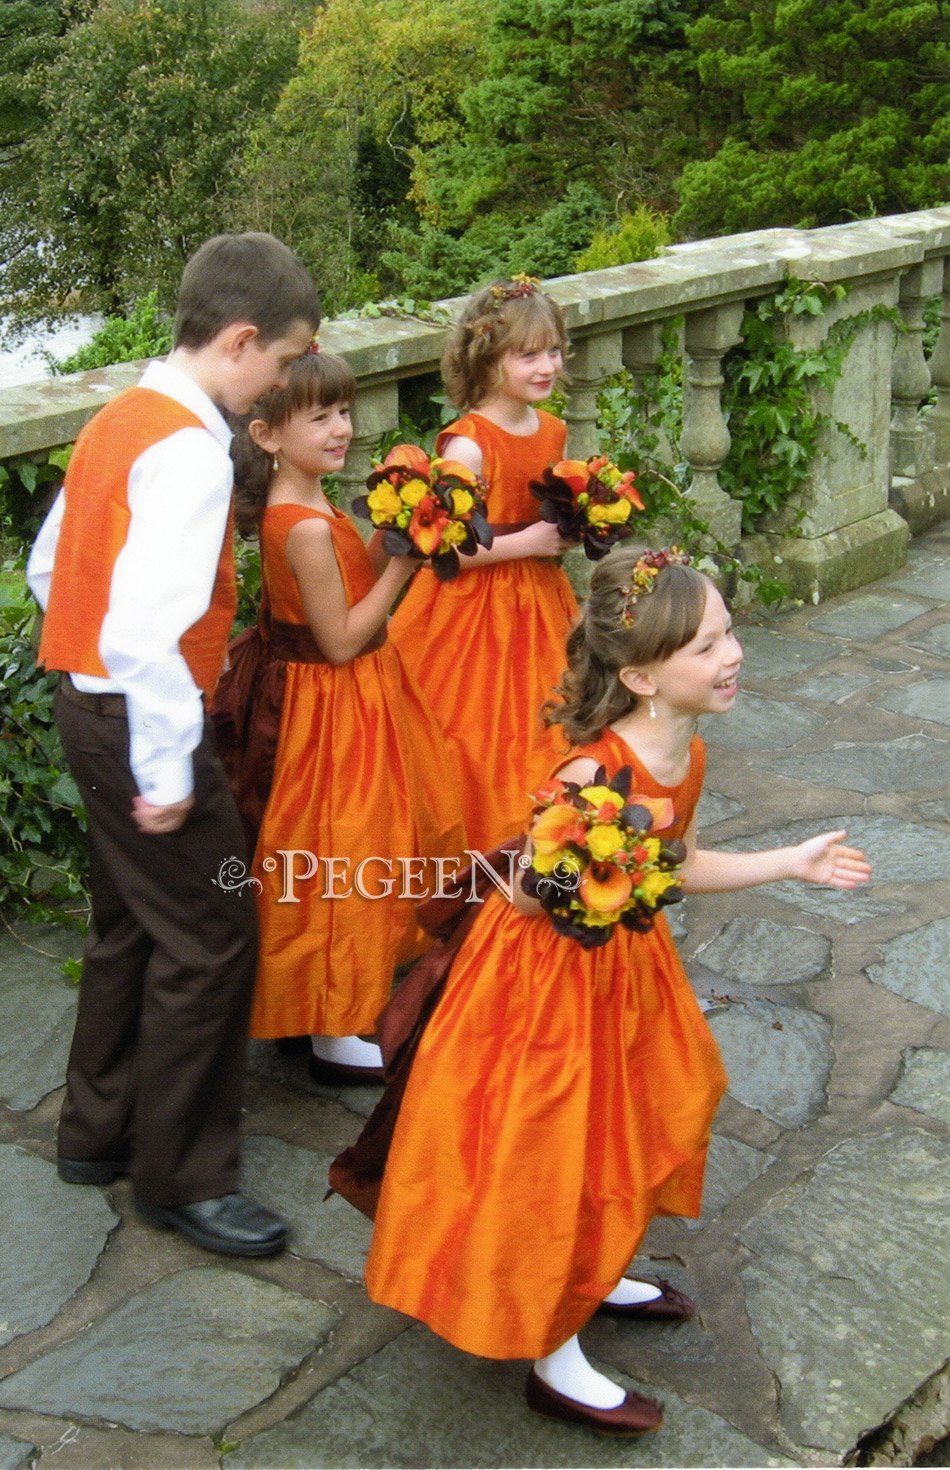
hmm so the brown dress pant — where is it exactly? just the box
[54,684,258,1206]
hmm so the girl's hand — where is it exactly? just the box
[791,831,871,889]
[519,520,576,558]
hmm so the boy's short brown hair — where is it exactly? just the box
[174,232,321,349]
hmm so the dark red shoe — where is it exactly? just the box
[525,1369,663,1435]
[307,1054,385,1086]
[597,1277,696,1322]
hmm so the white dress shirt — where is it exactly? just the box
[27,360,235,805]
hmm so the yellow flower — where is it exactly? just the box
[532,847,581,878]
[588,499,633,525]
[399,478,430,508]
[441,520,468,547]
[451,488,475,516]
[637,869,678,905]
[367,483,402,520]
[587,824,627,861]
[578,784,622,812]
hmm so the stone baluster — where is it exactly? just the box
[890,258,941,479]
[335,380,400,517]
[926,255,950,465]
[622,320,674,465]
[680,302,744,545]
[562,330,623,459]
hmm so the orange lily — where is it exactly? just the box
[579,862,633,913]
[409,496,450,556]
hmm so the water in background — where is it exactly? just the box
[0,316,100,389]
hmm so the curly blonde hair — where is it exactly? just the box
[547,546,711,745]
[442,282,569,409]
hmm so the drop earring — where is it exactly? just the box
[648,697,656,720]
[272,454,279,473]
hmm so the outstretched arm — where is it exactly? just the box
[681,819,871,894]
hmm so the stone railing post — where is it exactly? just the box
[890,259,941,480]
[562,330,623,460]
[681,303,744,545]
[925,255,950,465]
[335,380,400,516]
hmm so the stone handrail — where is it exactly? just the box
[7,206,950,601]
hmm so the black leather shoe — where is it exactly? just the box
[57,1156,129,1186]
[135,1192,289,1257]
[526,1370,663,1434]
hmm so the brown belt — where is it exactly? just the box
[266,618,387,663]
[59,674,127,717]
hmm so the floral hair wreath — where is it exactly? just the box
[489,272,540,303]
[619,547,691,626]
[476,274,542,336]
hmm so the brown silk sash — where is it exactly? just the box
[212,616,386,854]
[266,618,386,662]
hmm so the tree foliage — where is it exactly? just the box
[6,0,301,323]
[382,0,703,295]
[237,0,488,312]
[675,0,950,237]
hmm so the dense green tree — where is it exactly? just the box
[383,0,703,295]
[237,0,487,311]
[674,0,950,238]
[6,0,301,323]
[0,1,88,289]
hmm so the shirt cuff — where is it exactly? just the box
[133,755,194,807]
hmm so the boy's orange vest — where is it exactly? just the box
[38,387,237,697]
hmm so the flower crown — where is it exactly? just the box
[619,548,691,625]
[489,273,540,303]
[476,274,542,337]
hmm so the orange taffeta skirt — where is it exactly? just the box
[389,558,577,856]
[249,642,467,1040]
[364,893,728,1360]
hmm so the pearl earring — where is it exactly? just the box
[648,697,656,720]
[272,454,279,473]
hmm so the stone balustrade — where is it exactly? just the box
[7,207,950,601]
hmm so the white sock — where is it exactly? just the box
[604,1277,662,1307]
[310,1034,383,1068]
[534,1335,626,1410]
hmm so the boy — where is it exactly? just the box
[27,233,320,1256]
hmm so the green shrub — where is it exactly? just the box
[574,206,671,272]
[0,591,88,925]
[48,292,172,375]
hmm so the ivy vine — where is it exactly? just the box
[597,277,901,602]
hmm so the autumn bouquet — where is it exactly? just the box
[353,443,493,582]
[529,455,644,560]
[521,765,686,949]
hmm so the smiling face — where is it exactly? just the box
[497,340,564,404]
[638,582,743,718]
[266,398,354,477]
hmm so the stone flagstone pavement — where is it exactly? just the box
[5,528,950,1469]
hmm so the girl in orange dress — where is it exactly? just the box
[364,547,870,1434]
[230,352,466,1080]
[389,277,579,855]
